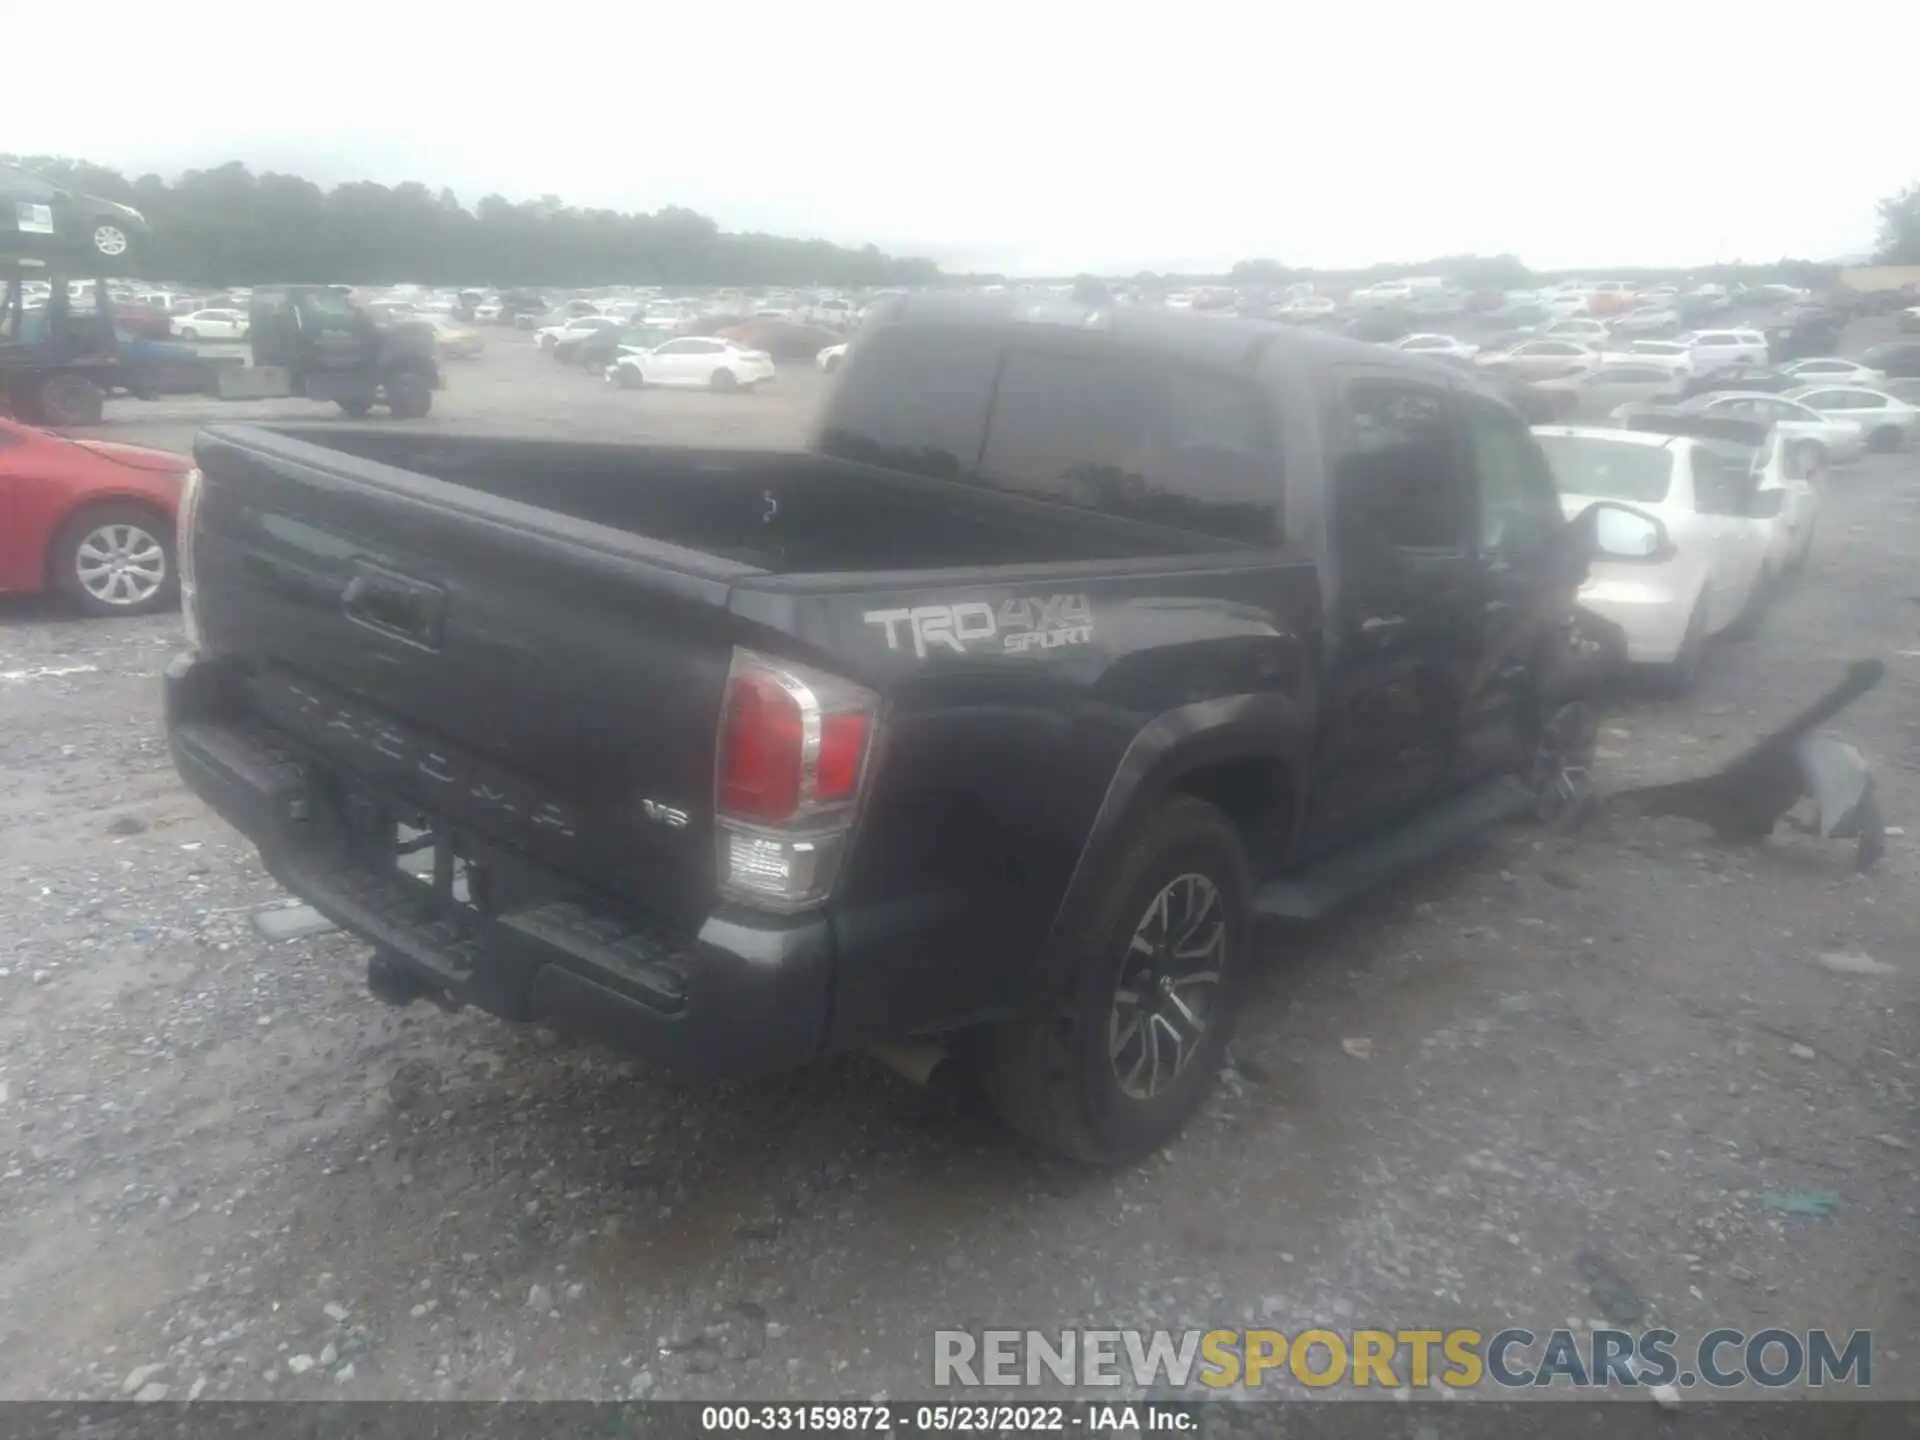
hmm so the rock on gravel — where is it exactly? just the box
[121,1363,165,1395]
[252,903,340,941]
[1813,950,1898,977]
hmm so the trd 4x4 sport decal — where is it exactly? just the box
[864,596,1094,658]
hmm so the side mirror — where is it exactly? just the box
[1571,499,1675,564]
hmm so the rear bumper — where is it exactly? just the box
[1577,569,1694,666]
[165,651,835,1077]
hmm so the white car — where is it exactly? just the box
[1613,339,1695,373]
[1278,295,1337,321]
[1476,339,1601,380]
[1620,410,1820,581]
[1683,329,1770,371]
[1784,385,1917,452]
[173,308,249,341]
[535,315,618,350]
[1754,432,1820,579]
[1534,426,1777,686]
[1607,304,1682,335]
[1541,317,1611,347]
[1541,292,1593,318]
[808,298,859,327]
[1349,280,1414,309]
[817,342,850,374]
[1393,332,1479,361]
[1679,391,1866,465]
[607,336,776,391]
[1776,357,1885,387]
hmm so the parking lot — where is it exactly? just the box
[1,326,1916,1409]
[66,328,832,457]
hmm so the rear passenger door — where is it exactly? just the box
[1459,395,1573,781]
[973,345,1281,542]
[1304,371,1478,851]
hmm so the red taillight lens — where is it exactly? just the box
[713,650,878,912]
[718,671,804,821]
[815,713,868,801]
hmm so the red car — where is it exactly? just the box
[0,417,190,616]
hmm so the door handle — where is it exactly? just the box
[342,563,446,649]
[1360,614,1406,636]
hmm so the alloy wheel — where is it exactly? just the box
[1109,873,1225,1101]
[93,225,129,257]
[75,523,167,607]
[1529,701,1599,826]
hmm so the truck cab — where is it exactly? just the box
[231,285,439,417]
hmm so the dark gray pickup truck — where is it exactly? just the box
[166,295,1662,1160]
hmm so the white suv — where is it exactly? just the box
[1684,329,1770,372]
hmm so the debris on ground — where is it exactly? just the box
[1606,660,1887,869]
[1574,1247,1646,1326]
[1812,951,1898,978]
[1760,1191,1840,1219]
[251,903,342,942]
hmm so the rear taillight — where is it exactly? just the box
[713,649,879,911]
[176,466,204,650]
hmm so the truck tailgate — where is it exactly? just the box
[190,425,755,921]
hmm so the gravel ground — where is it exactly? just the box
[1,333,1916,1406]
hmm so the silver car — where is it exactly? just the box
[1784,385,1918,452]
[1536,362,1681,418]
[1678,391,1866,465]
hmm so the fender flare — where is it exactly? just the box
[1034,690,1313,993]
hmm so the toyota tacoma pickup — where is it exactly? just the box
[166,295,1663,1161]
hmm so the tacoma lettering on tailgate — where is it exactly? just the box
[864,596,1094,659]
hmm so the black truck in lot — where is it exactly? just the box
[165,296,1663,1160]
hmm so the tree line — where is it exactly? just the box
[3,156,943,289]
[1878,182,1920,265]
[12,155,1913,289]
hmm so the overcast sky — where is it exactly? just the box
[12,0,1916,275]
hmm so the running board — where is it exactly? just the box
[1253,777,1535,922]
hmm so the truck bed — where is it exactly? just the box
[284,427,1218,574]
[184,424,1262,923]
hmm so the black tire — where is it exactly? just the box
[614,365,644,390]
[50,502,178,618]
[1867,425,1905,453]
[177,327,199,342]
[986,795,1250,1163]
[336,397,373,417]
[1658,596,1708,696]
[37,373,105,427]
[385,369,433,419]
[709,367,738,392]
